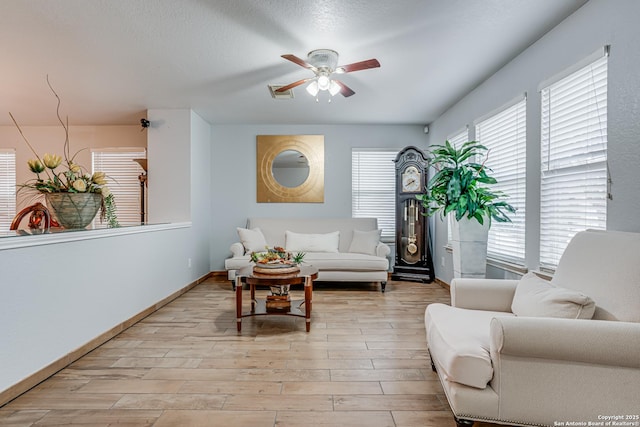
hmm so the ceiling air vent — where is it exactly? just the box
[268,84,294,99]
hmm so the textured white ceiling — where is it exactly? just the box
[0,0,587,126]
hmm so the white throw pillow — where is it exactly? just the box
[285,230,340,253]
[511,272,596,319]
[237,227,267,253]
[348,229,382,255]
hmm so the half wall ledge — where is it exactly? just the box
[0,222,191,251]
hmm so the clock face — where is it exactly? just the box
[401,166,421,192]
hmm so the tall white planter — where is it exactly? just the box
[450,213,490,279]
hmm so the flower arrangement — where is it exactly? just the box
[10,77,119,228]
[250,246,306,265]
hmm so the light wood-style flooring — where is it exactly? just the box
[0,277,499,426]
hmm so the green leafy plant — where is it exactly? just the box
[292,252,306,264]
[416,140,515,225]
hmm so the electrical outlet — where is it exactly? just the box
[441,256,445,268]
[188,258,192,268]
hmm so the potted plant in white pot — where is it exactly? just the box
[416,140,514,278]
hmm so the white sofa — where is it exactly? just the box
[425,229,640,426]
[225,217,390,291]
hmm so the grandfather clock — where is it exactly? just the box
[392,146,434,282]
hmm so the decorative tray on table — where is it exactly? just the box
[250,247,305,275]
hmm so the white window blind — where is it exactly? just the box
[540,53,608,268]
[352,149,397,242]
[0,149,17,231]
[447,127,469,148]
[92,149,146,225]
[445,128,469,243]
[475,97,527,264]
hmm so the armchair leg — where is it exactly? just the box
[381,281,386,293]
[455,417,474,427]
[429,354,437,372]
[231,281,236,291]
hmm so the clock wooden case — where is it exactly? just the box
[392,146,434,282]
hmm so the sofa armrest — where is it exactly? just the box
[451,279,518,312]
[491,316,640,368]
[376,242,391,258]
[230,242,245,257]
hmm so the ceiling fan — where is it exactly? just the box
[276,49,380,98]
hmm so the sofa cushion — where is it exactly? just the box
[425,303,514,389]
[237,227,267,253]
[511,272,596,319]
[304,252,388,271]
[225,252,388,274]
[285,230,340,253]
[348,229,382,256]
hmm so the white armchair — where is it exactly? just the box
[425,230,640,426]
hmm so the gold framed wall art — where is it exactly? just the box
[256,135,324,203]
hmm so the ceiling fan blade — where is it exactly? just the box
[275,78,311,93]
[281,54,317,72]
[334,80,355,97]
[336,58,381,74]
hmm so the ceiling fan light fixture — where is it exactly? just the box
[306,80,319,96]
[317,75,331,91]
[278,49,379,100]
[329,80,340,96]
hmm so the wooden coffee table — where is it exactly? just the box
[235,265,318,332]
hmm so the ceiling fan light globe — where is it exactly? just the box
[317,75,331,91]
[329,80,340,96]
[306,81,319,96]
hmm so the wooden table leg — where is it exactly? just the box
[250,283,256,313]
[235,276,242,332]
[304,276,312,332]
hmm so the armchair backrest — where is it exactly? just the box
[553,229,640,322]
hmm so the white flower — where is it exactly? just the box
[72,179,87,192]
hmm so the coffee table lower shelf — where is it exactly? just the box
[235,265,318,333]
[241,298,307,318]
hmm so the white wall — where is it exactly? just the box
[189,111,213,279]
[147,109,192,224]
[426,0,640,283]
[0,109,213,399]
[147,108,212,282]
[0,225,194,394]
[209,124,427,270]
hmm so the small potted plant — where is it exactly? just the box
[416,140,514,278]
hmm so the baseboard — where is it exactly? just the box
[435,277,450,290]
[0,272,212,407]
[209,270,228,279]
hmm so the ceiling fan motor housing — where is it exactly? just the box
[307,49,339,72]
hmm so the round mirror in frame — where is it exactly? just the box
[256,135,324,203]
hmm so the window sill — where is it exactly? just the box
[444,243,529,276]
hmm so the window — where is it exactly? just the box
[352,149,397,242]
[92,149,146,225]
[540,50,608,269]
[0,149,16,231]
[447,127,469,148]
[475,96,527,265]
